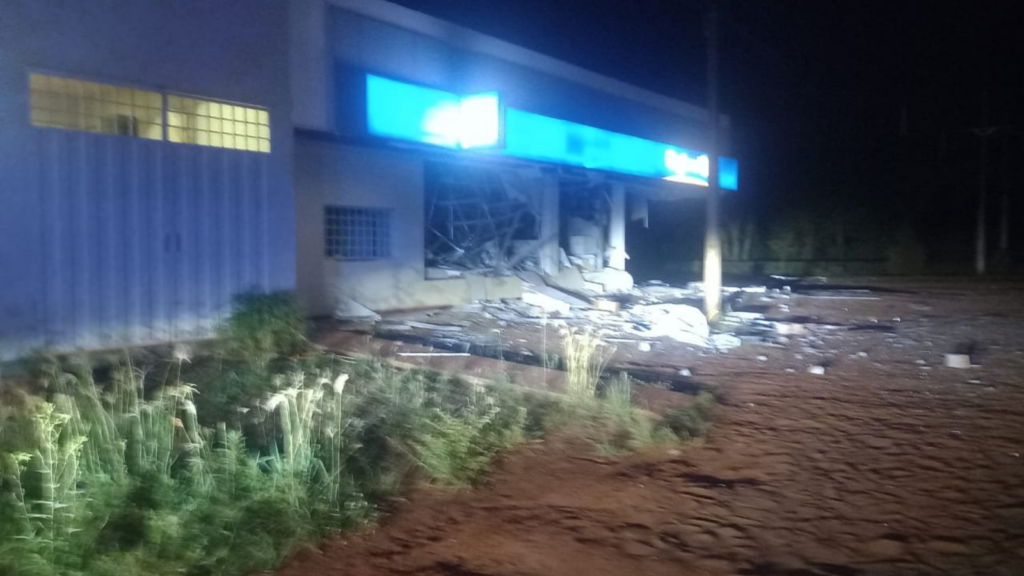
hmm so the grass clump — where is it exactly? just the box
[0,352,532,576]
[661,391,717,440]
[562,328,612,399]
[218,292,310,364]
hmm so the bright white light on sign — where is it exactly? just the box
[367,75,500,150]
[459,92,500,149]
[420,101,463,148]
[663,148,710,186]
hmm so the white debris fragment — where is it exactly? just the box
[396,352,471,357]
[856,351,868,358]
[785,368,796,373]
[775,322,806,336]
[915,359,927,365]
[710,333,743,350]
[678,368,692,377]
[582,268,634,293]
[756,355,768,362]
[406,321,466,332]
[943,354,972,369]
[637,342,652,352]
[627,303,710,346]
[522,289,573,315]
[808,365,826,375]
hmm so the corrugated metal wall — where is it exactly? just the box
[33,129,274,350]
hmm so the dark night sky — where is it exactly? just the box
[389,0,1023,197]
[389,0,1023,266]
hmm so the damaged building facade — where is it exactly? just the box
[0,0,737,358]
[292,0,738,319]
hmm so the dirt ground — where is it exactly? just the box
[281,279,1024,576]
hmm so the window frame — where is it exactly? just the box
[27,71,271,154]
[324,205,394,262]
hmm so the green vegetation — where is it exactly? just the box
[217,292,309,364]
[0,293,714,576]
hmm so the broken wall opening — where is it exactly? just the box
[424,160,546,277]
[560,179,612,272]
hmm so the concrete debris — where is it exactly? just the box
[637,342,652,352]
[397,352,471,357]
[710,333,743,350]
[775,322,807,336]
[756,355,768,362]
[521,291,570,315]
[523,286,590,315]
[334,297,381,321]
[406,321,466,332]
[590,298,621,313]
[425,267,464,279]
[516,271,547,288]
[547,266,591,293]
[582,268,634,293]
[626,303,710,346]
[808,365,826,375]
[378,323,413,331]
[943,354,972,369]
[678,368,692,377]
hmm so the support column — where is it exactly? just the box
[538,176,561,275]
[608,184,627,270]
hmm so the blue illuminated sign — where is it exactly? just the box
[366,75,500,149]
[503,109,738,190]
[364,74,738,190]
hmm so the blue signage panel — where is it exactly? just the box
[366,74,500,149]
[503,109,738,190]
[364,74,738,190]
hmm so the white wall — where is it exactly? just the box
[296,141,424,315]
[295,140,526,314]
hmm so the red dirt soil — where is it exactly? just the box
[281,280,1024,576]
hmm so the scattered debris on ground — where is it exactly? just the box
[295,280,1024,576]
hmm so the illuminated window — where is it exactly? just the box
[167,96,270,153]
[325,206,392,261]
[30,73,163,140]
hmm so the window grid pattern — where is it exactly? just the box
[30,73,163,140]
[28,73,270,153]
[168,95,270,153]
[325,207,392,261]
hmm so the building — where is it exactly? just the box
[0,0,736,359]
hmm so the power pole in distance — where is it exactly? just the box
[703,0,723,323]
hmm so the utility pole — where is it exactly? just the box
[703,0,723,323]
[971,95,996,276]
[998,127,1011,256]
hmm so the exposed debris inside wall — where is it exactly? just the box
[424,162,542,275]
[560,179,610,272]
[423,162,630,285]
